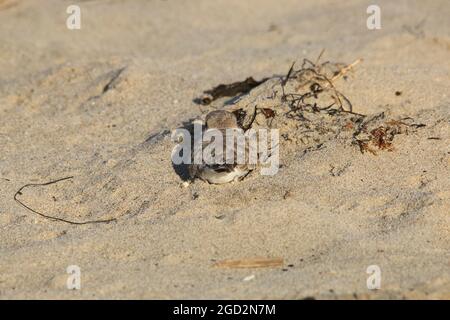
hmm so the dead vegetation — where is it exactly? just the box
[352,115,426,155]
[195,51,425,157]
[213,257,284,269]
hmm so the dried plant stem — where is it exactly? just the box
[331,58,363,83]
[14,176,116,225]
[213,257,284,269]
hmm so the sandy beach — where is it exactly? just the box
[0,0,449,299]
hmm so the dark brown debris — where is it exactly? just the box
[261,108,276,119]
[195,77,269,105]
[355,118,426,155]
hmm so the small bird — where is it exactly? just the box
[189,110,254,184]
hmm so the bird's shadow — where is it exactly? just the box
[171,119,204,182]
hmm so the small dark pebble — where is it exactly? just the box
[395,91,402,96]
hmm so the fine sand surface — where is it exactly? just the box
[0,0,449,299]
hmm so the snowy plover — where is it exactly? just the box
[189,110,254,184]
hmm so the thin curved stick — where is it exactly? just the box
[14,176,116,225]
